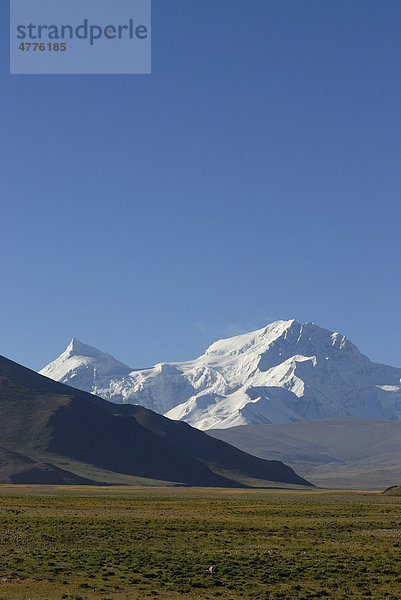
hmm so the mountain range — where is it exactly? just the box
[40,320,401,430]
[0,354,310,487]
[208,417,401,490]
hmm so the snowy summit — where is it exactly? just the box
[40,320,401,430]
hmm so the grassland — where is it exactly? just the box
[1,486,401,600]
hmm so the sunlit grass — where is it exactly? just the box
[0,486,400,599]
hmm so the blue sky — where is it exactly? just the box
[1,0,400,371]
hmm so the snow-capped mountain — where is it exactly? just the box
[40,320,401,430]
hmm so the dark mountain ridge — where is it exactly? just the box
[0,354,311,488]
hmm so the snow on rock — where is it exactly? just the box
[40,338,132,402]
[39,320,401,430]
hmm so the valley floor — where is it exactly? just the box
[0,486,400,599]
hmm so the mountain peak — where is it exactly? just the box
[40,320,401,430]
[205,319,297,357]
[40,339,132,386]
[67,338,87,355]
[65,338,108,360]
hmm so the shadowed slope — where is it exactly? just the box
[114,404,312,486]
[0,372,235,486]
[0,355,311,487]
[0,446,93,484]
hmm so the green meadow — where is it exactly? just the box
[1,486,401,600]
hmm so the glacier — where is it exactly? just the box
[40,320,401,430]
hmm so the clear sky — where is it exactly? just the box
[1,0,400,371]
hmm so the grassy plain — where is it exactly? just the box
[1,486,401,600]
